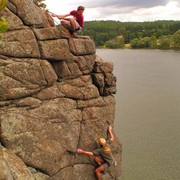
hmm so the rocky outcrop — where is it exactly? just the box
[0,0,121,179]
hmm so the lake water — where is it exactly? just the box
[96,49,180,180]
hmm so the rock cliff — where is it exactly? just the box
[0,0,122,179]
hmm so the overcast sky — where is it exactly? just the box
[45,0,180,22]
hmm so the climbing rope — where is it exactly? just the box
[47,12,112,141]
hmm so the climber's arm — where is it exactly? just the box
[52,13,71,20]
[76,149,94,156]
[108,125,115,142]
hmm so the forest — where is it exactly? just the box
[82,20,180,49]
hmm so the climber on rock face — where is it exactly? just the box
[76,125,117,180]
[51,6,85,37]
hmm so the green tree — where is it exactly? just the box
[149,36,157,48]
[136,37,151,48]
[130,38,139,48]
[116,36,124,48]
[105,36,124,49]
[0,0,8,33]
[129,32,136,39]
[173,30,180,48]
[158,36,171,49]
[105,40,121,49]
[137,31,143,39]
[104,40,112,48]
[0,17,8,33]
[131,36,157,49]
[0,0,7,9]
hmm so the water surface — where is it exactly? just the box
[96,49,180,180]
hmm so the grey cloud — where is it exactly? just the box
[97,6,134,16]
[83,0,170,9]
[91,6,134,20]
[177,0,180,7]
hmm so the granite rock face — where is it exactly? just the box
[0,1,121,179]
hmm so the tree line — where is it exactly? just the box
[82,20,180,49]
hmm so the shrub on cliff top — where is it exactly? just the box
[0,0,7,9]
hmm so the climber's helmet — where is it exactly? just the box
[98,138,106,146]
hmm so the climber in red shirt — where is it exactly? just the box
[52,6,85,37]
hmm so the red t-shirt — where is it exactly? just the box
[70,10,84,28]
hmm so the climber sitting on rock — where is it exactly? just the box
[51,6,85,37]
[76,125,117,180]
